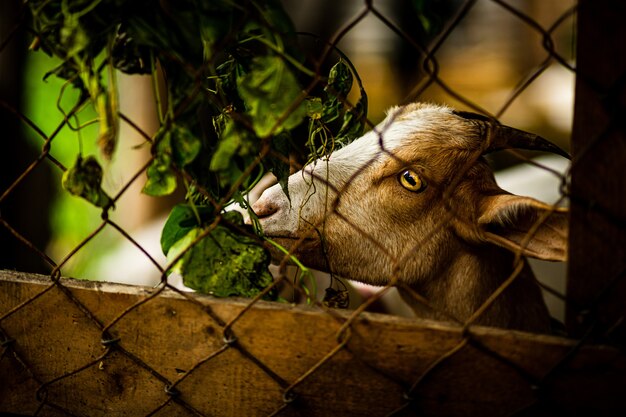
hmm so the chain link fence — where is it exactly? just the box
[1,0,625,415]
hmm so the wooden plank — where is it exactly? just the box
[568,0,626,342]
[1,270,625,416]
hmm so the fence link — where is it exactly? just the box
[1,0,624,415]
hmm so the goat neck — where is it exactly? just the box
[398,241,552,332]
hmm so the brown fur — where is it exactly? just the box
[252,103,568,333]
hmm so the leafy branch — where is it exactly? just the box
[27,0,367,300]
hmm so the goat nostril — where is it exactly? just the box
[253,201,279,219]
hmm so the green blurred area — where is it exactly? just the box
[23,51,118,279]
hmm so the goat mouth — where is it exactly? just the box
[263,235,317,245]
[261,235,324,264]
[262,230,318,241]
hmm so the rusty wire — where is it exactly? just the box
[1,0,624,416]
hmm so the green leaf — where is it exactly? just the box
[259,0,298,36]
[179,211,277,300]
[61,155,113,208]
[326,60,353,96]
[237,55,306,137]
[60,14,89,59]
[166,227,199,275]
[161,204,213,256]
[199,11,233,60]
[322,61,353,124]
[171,124,201,166]
[143,126,188,197]
[266,132,291,201]
[209,117,259,190]
[142,154,177,196]
[336,93,368,145]
[306,97,323,120]
[210,119,244,171]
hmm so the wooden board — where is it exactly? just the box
[1,270,625,416]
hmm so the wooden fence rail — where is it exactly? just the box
[1,270,624,416]
[2,1,626,416]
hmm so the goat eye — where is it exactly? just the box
[399,169,426,192]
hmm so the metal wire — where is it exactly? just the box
[1,0,624,415]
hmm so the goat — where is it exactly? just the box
[251,102,569,333]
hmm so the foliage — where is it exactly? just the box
[27,0,367,299]
[164,209,276,299]
[61,155,113,208]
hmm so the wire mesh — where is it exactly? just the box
[1,0,624,415]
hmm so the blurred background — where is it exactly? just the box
[1,0,575,319]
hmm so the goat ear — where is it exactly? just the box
[477,194,568,261]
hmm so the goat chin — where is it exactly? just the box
[252,102,569,334]
[263,235,327,269]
